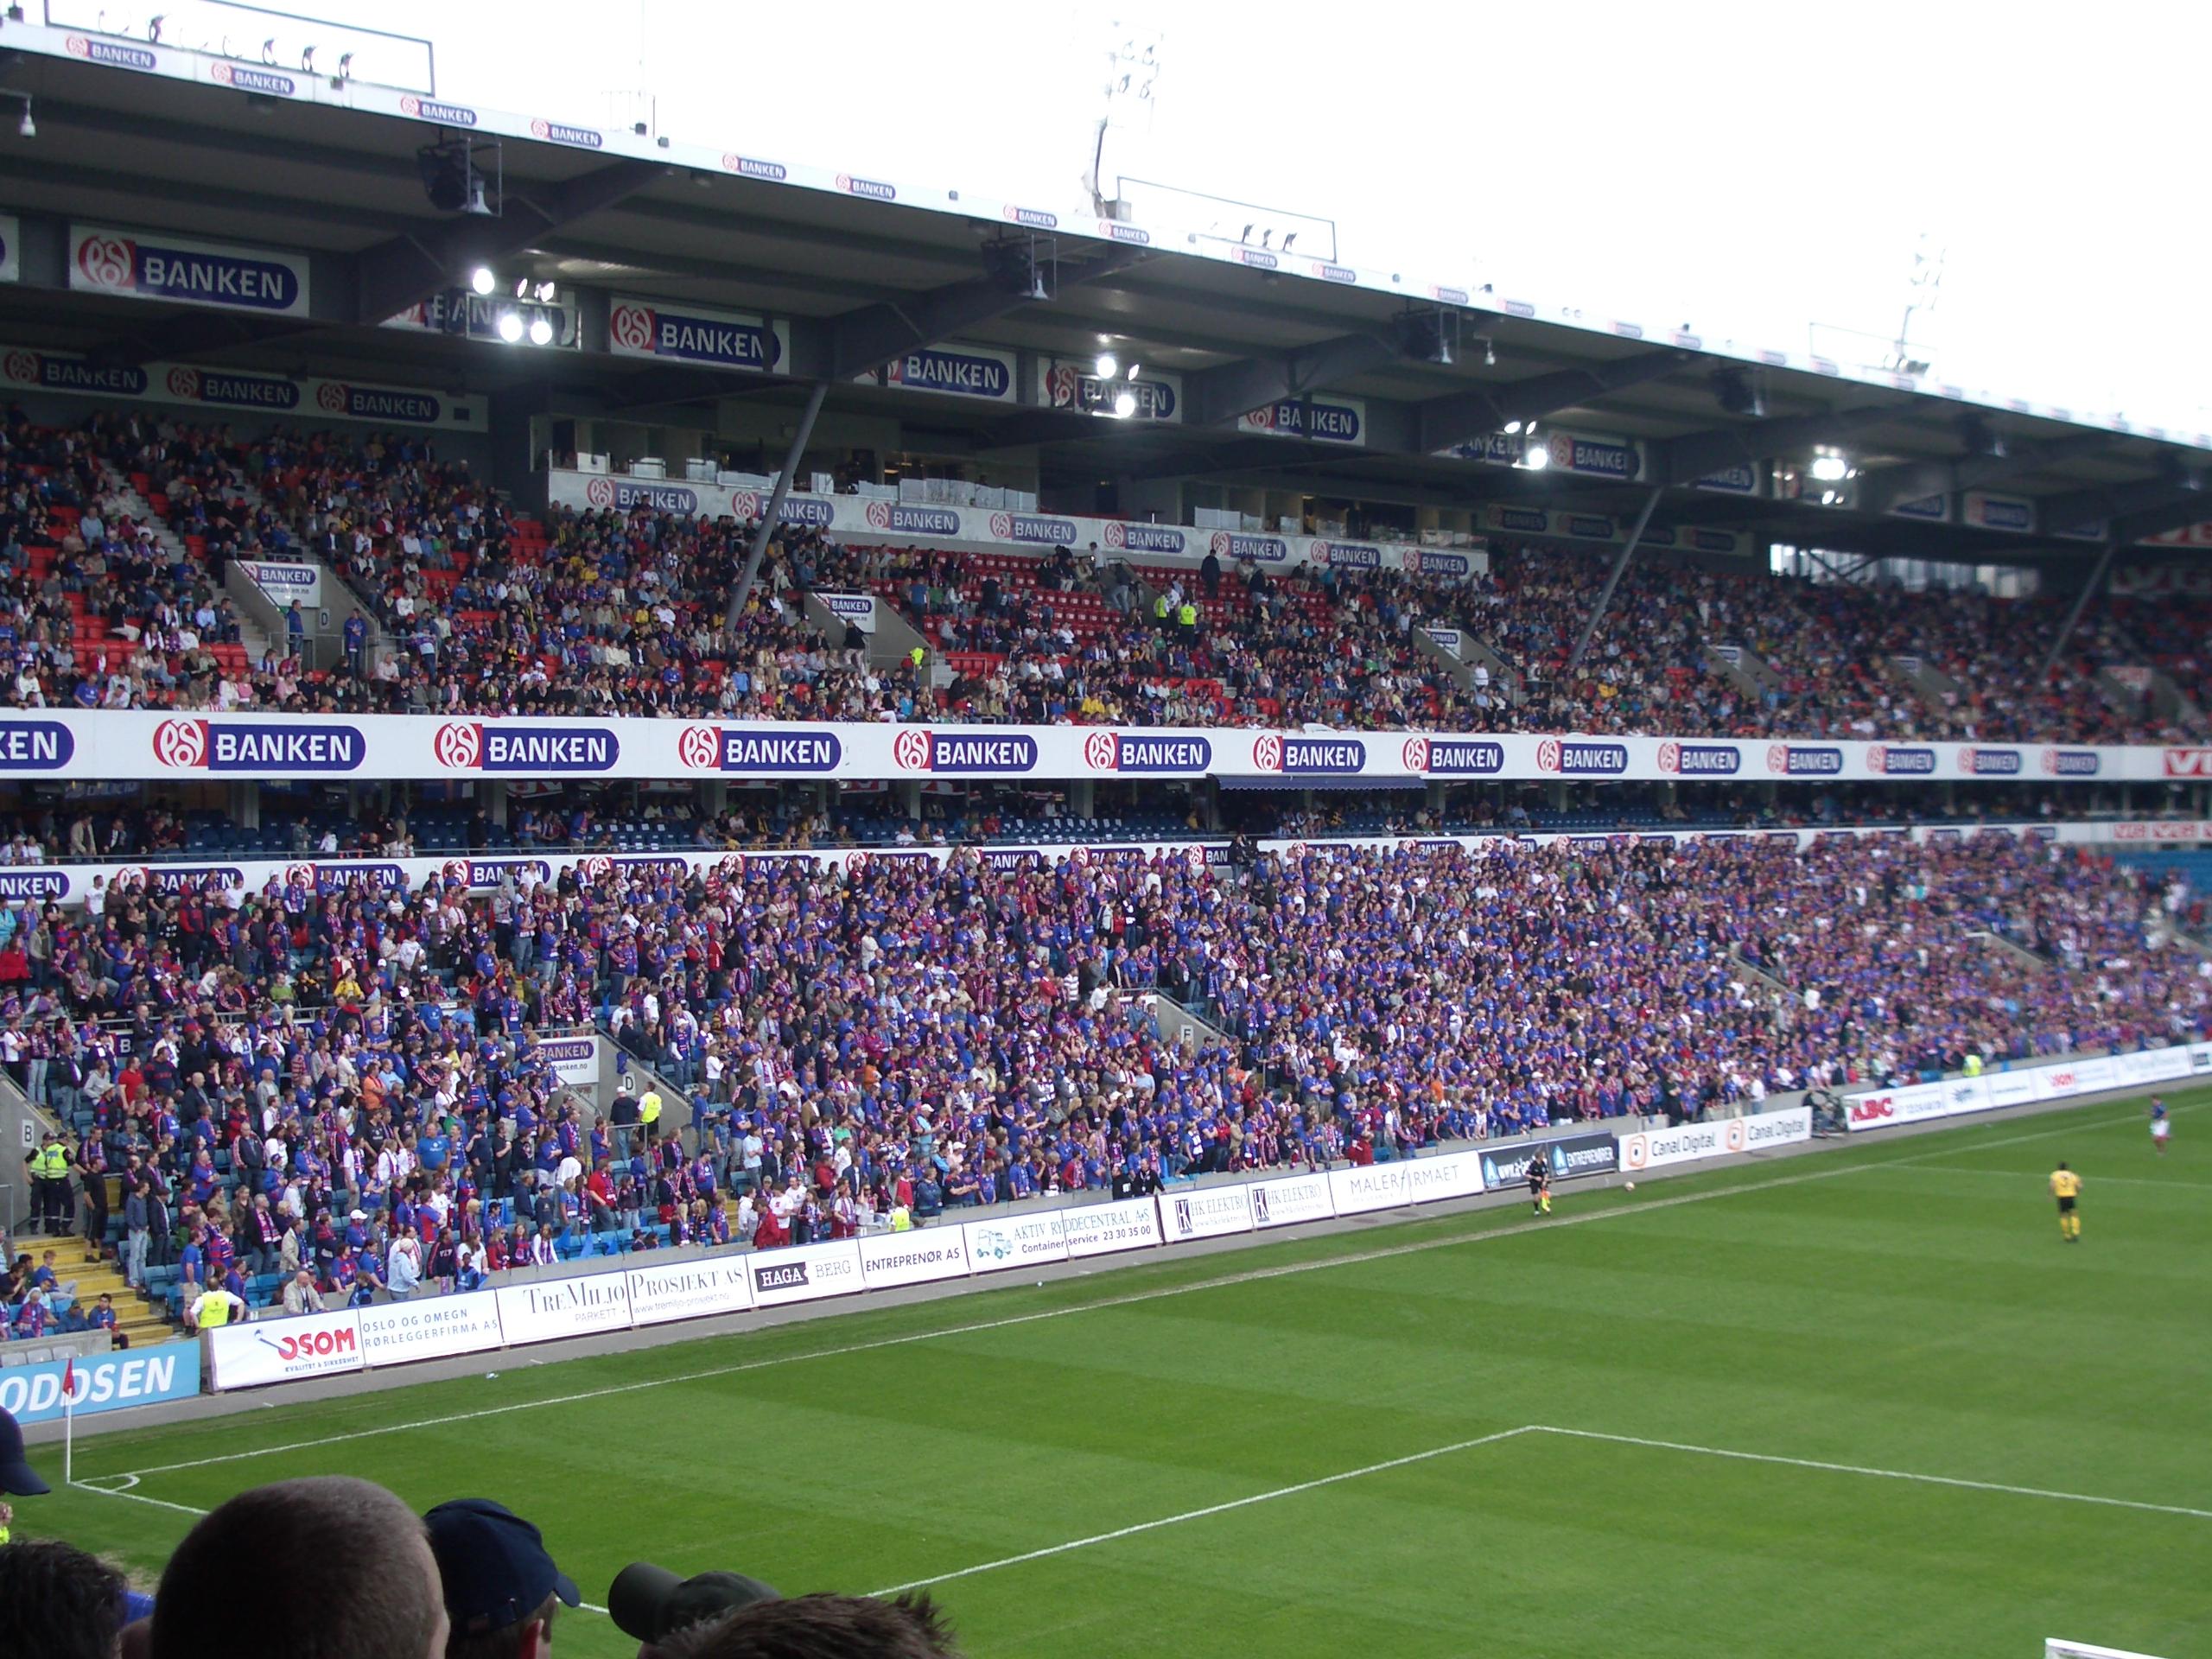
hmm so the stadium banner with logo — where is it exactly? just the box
[2035,1058,2118,1101]
[0,705,2171,785]
[815,593,878,634]
[1738,1106,1814,1152]
[1441,425,1643,483]
[0,1344,202,1425]
[236,559,322,612]
[358,1291,506,1365]
[1247,1172,1335,1230]
[0,213,18,284]
[747,1238,864,1308]
[857,1230,973,1289]
[1618,1118,1748,1173]
[1845,1081,1949,1132]
[1061,1195,1165,1259]
[1403,1149,1488,1203]
[1545,1133,1622,1181]
[963,1211,1071,1274]
[69,221,310,316]
[1037,358,1182,423]
[207,1308,366,1389]
[385,287,582,349]
[0,346,488,429]
[861,340,1019,403]
[1161,1185,1255,1243]
[1327,1162,1412,1216]
[607,294,787,372]
[543,467,1484,579]
[1237,394,1367,446]
[493,1271,634,1345]
[1842,1043,2196,1135]
[626,1255,757,1325]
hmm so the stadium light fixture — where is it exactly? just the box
[1113,390,1138,418]
[1096,353,1118,378]
[148,14,163,42]
[16,104,30,139]
[469,266,495,296]
[1126,361,1141,380]
[261,37,276,63]
[527,315,554,346]
[1520,443,1549,471]
[1503,420,1522,435]
[299,44,315,73]
[1809,454,1850,482]
[335,52,353,82]
[495,309,524,344]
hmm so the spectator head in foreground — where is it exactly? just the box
[608,1562,781,1655]
[0,1537,130,1659]
[655,1593,961,1659]
[0,1405,49,1495]
[151,1476,447,1659]
[425,1497,581,1659]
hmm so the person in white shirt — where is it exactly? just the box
[385,1232,423,1300]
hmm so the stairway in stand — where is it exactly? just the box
[60,1231,187,1348]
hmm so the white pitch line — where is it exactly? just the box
[63,1478,620,1621]
[869,1414,2212,1596]
[69,1477,209,1518]
[1529,1427,2212,1521]
[102,1100,2191,1484]
[869,1426,1540,1596]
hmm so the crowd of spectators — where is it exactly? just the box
[3,826,2202,1340]
[7,409,2211,743]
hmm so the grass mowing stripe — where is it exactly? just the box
[1884,1164,2205,1191]
[868,1426,1542,1595]
[1530,1427,2212,1521]
[107,1096,2196,1484]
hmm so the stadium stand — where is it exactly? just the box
[8,414,2212,744]
[5,827,2202,1338]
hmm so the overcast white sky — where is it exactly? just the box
[251,0,2212,422]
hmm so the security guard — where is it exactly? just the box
[1153,592,1172,630]
[1177,598,1198,634]
[28,1134,71,1235]
[639,1088,664,1140]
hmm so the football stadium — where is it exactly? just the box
[0,5,2205,1656]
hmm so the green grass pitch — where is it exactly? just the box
[21,1092,2210,1657]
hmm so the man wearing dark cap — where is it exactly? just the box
[0,1405,52,1532]
[426,1498,582,1659]
[609,1561,779,1656]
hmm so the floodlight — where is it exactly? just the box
[496,309,524,343]
[1809,454,1849,482]
[1096,353,1118,378]
[469,266,495,296]
[527,315,554,346]
[1113,390,1138,418]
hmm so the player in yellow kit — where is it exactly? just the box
[2050,1161,2082,1242]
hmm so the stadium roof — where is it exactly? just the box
[0,23,2205,564]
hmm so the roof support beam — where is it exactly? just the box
[1182,332,1400,428]
[1567,486,1665,673]
[1415,349,1688,454]
[2037,537,2119,680]
[1655,403,1899,487]
[350,160,668,327]
[1853,430,2120,518]
[817,245,1151,382]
